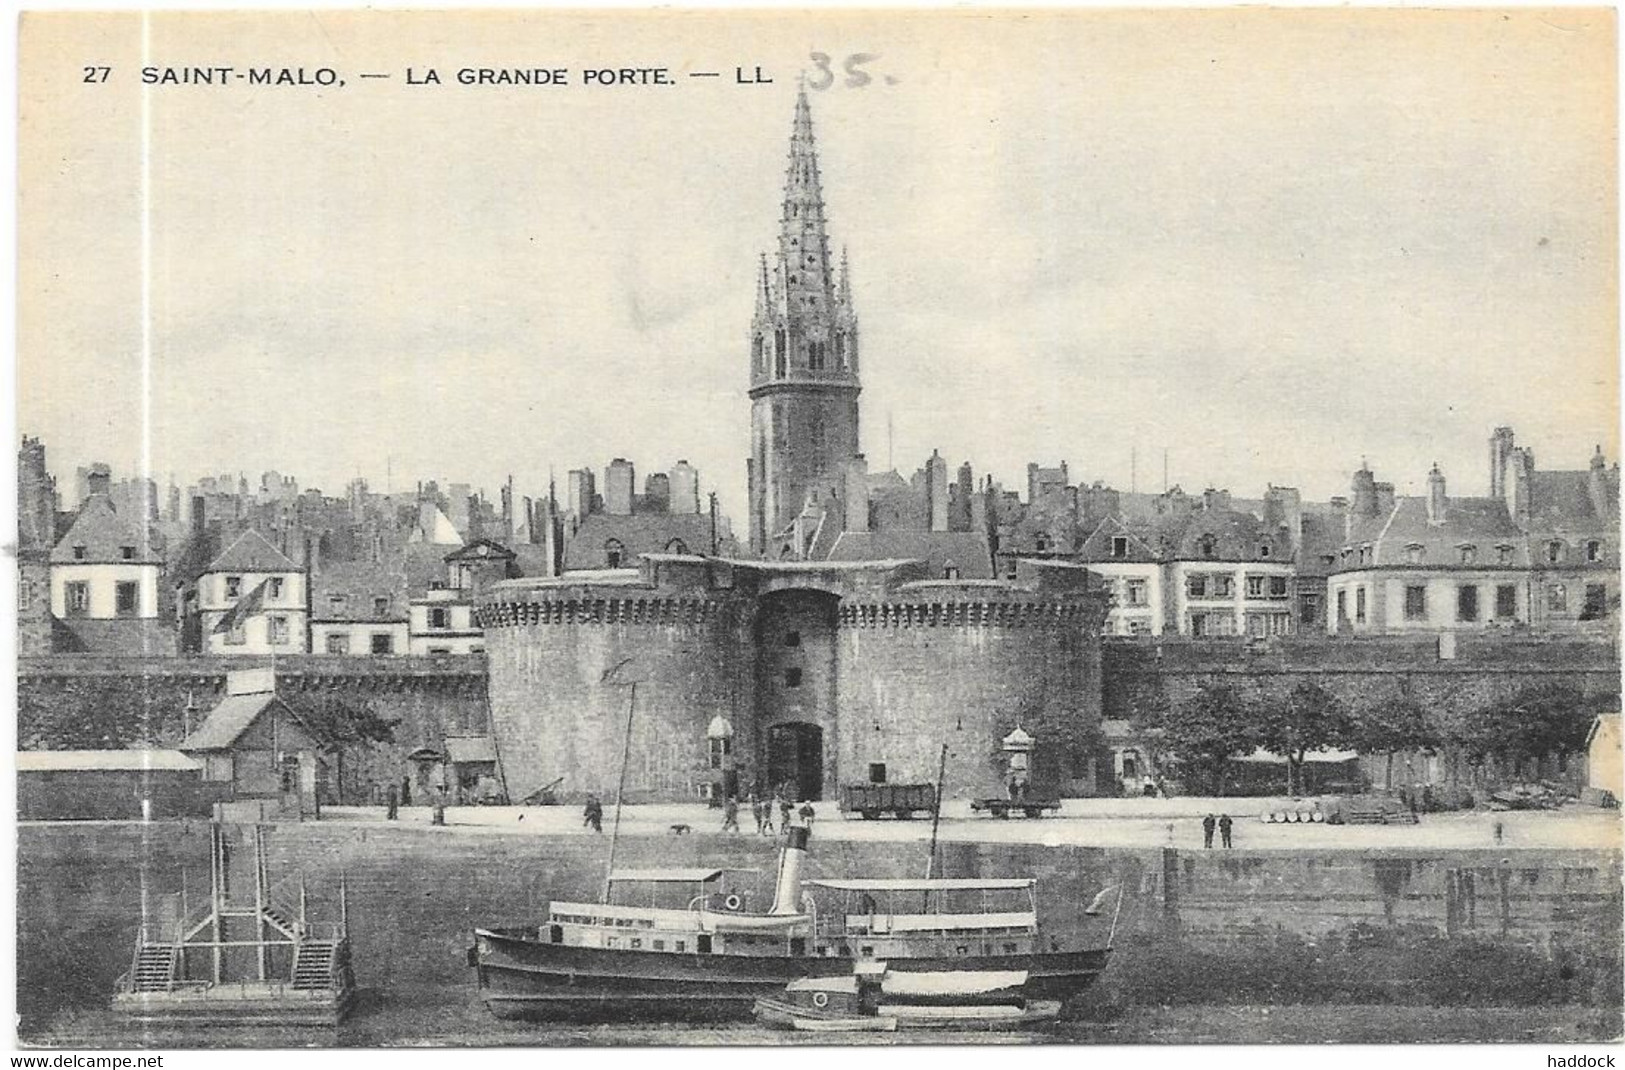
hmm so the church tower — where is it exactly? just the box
[747,88,862,557]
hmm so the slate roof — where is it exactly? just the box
[1170,508,1291,563]
[180,693,279,751]
[563,513,716,571]
[1529,469,1618,530]
[310,559,408,622]
[825,530,994,579]
[1074,515,1162,564]
[205,529,300,574]
[49,494,161,565]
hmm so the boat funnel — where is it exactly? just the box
[770,825,811,915]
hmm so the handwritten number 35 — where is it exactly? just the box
[807,53,879,90]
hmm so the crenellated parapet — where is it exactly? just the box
[838,599,1098,629]
[477,595,728,630]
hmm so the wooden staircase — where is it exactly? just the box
[292,942,338,991]
[132,943,179,993]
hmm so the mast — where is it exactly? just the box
[601,658,639,903]
[924,742,949,884]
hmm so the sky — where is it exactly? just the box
[17,9,1620,518]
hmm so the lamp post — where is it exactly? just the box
[707,714,736,806]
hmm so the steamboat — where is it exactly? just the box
[469,825,1119,1020]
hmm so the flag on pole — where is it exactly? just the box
[212,578,270,635]
[1083,884,1120,916]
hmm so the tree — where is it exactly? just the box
[1255,682,1354,797]
[1478,684,1604,782]
[283,695,400,804]
[1161,682,1260,796]
[1348,694,1438,791]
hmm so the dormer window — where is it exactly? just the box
[374,596,391,616]
[120,545,136,561]
[1459,545,1477,566]
[1404,544,1425,565]
[1546,540,1565,564]
[605,539,624,569]
[1586,540,1603,562]
[1259,544,1271,559]
[943,563,961,580]
[1198,535,1217,559]
[1111,536,1128,559]
[1035,534,1051,554]
[225,576,241,599]
[72,545,87,561]
[665,538,689,555]
[1497,545,1514,565]
[1360,546,1373,566]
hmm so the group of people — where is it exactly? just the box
[1201,812,1234,849]
[722,789,813,834]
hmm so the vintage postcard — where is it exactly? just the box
[12,6,1622,1055]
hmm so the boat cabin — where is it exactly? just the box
[805,878,1039,960]
[546,868,810,957]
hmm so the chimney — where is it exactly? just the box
[1489,426,1516,500]
[1589,445,1611,517]
[843,455,871,533]
[1264,486,1303,556]
[85,463,112,499]
[1426,463,1447,525]
[669,461,700,515]
[1351,462,1377,518]
[605,459,635,516]
[926,450,948,532]
[1201,488,1230,513]
[190,495,207,537]
[1374,482,1396,517]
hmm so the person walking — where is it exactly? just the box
[722,796,741,833]
[1218,813,1233,849]
[749,792,764,835]
[386,782,399,821]
[583,793,603,833]
[798,801,816,830]
[1202,813,1216,849]
[776,791,792,831]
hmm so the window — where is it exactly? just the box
[1127,619,1152,636]
[1336,590,1347,621]
[1355,587,1367,624]
[1587,540,1603,563]
[269,616,289,645]
[429,607,450,629]
[605,539,624,569]
[784,668,802,688]
[808,339,826,371]
[374,596,390,616]
[72,545,87,561]
[1198,535,1217,559]
[1186,575,1207,599]
[269,577,284,601]
[328,594,348,608]
[1459,545,1477,566]
[773,330,787,376]
[65,581,90,616]
[371,633,394,654]
[226,575,242,599]
[1111,536,1128,559]
[781,631,802,649]
[225,622,247,646]
[708,736,732,770]
[1259,544,1271,559]
[752,335,764,374]
[1360,546,1373,566]
[1498,545,1514,565]
[1125,579,1147,606]
[1404,585,1427,621]
[666,538,689,555]
[1547,584,1567,613]
[18,579,33,612]
[1034,534,1051,553]
[1582,584,1608,621]
[120,545,135,561]
[943,564,960,579]
[428,646,451,655]
[325,633,351,655]
[1457,585,1480,622]
[835,333,846,368]
[1404,544,1424,565]
[115,581,139,617]
[1496,585,1517,620]
[1213,575,1234,598]
[1546,541,1565,564]
[1269,576,1288,598]
[1246,576,1265,599]
[868,763,887,784]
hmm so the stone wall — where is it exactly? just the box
[16,821,1619,1035]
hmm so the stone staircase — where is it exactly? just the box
[131,943,178,993]
[292,942,338,990]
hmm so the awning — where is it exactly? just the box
[1236,748,1360,765]
[807,878,1035,892]
[607,868,724,884]
[445,736,497,764]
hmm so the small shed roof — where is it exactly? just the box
[17,749,200,772]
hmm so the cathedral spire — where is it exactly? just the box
[780,85,833,304]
